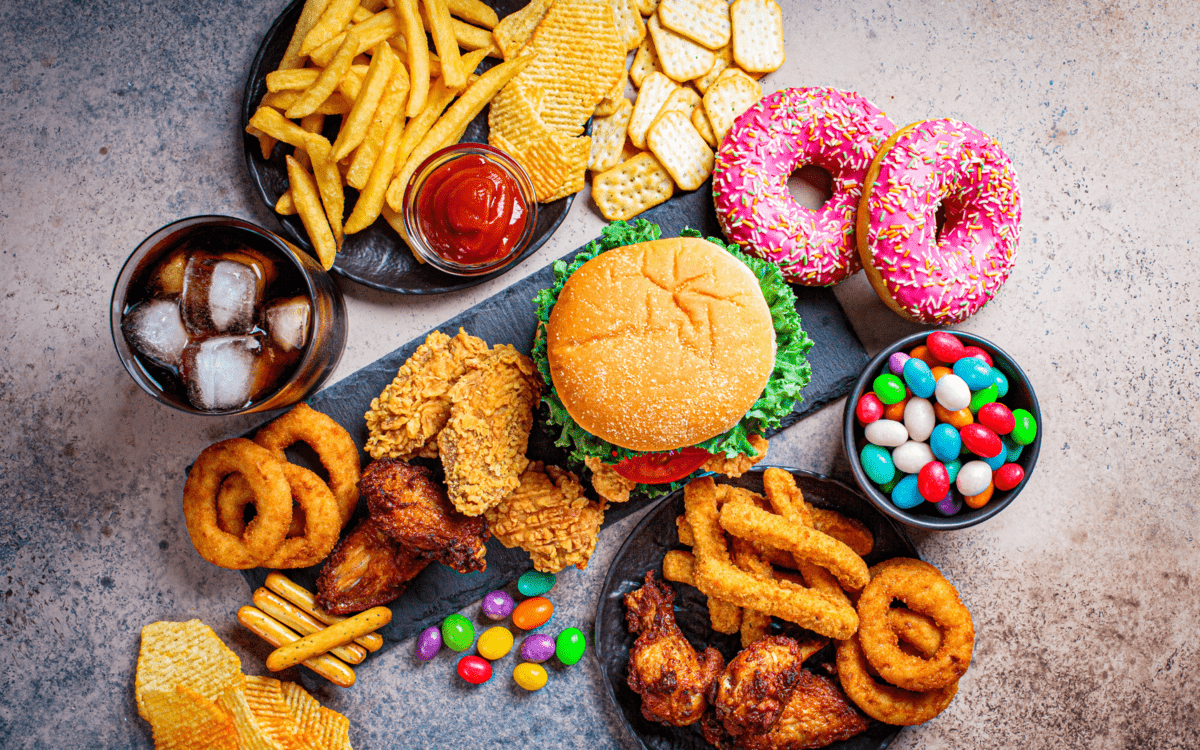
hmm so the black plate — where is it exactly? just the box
[595,467,917,750]
[241,0,576,294]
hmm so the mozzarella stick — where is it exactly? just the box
[237,606,356,687]
[266,607,392,672]
[252,588,367,665]
[265,572,383,651]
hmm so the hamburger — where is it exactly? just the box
[531,220,813,498]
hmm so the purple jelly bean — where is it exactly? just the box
[416,625,442,661]
[481,590,515,620]
[933,492,963,517]
[888,351,910,376]
[519,633,557,663]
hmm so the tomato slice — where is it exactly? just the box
[611,447,714,484]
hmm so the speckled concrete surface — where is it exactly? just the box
[1,0,1197,748]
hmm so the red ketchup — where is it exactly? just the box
[415,154,527,265]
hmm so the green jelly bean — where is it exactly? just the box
[969,384,998,413]
[518,570,556,597]
[860,444,895,485]
[872,374,906,405]
[878,473,903,494]
[556,627,586,666]
[442,614,475,652]
[1011,409,1037,445]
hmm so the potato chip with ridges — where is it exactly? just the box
[588,98,634,172]
[280,682,352,750]
[627,71,679,149]
[143,686,239,750]
[135,620,243,721]
[594,69,628,116]
[703,68,762,144]
[592,151,675,220]
[493,0,555,60]
[646,14,715,81]
[658,0,731,50]
[647,109,714,191]
[629,36,663,88]
[240,676,312,750]
[730,0,785,73]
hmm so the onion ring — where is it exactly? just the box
[836,633,958,725]
[253,403,361,526]
[182,439,292,569]
[215,463,341,569]
[856,558,974,691]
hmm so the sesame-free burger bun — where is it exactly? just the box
[546,237,776,452]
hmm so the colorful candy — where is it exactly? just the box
[517,570,556,597]
[961,346,993,366]
[513,662,548,691]
[556,628,587,665]
[890,474,923,509]
[882,397,909,422]
[888,352,910,375]
[519,633,557,663]
[978,402,1015,435]
[872,373,906,405]
[926,331,965,363]
[1011,408,1038,445]
[416,625,442,661]
[955,461,992,497]
[968,383,999,413]
[902,358,936,398]
[865,419,907,447]
[953,356,994,391]
[917,462,950,502]
[476,626,514,660]
[1003,435,1024,463]
[991,368,1010,397]
[859,444,896,484]
[960,423,1002,458]
[963,481,994,509]
[929,424,962,462]
[984,449,1007,471]
[903,397,935,442]
[933,491,963,516]
[944,458,963,484]
[892,441,934,475]
[481,590,515,620]
[908,344,939,367]
[994,463,1024,491]
[457,655,493,684]
[934,374,971,411]
[512,597,554,630]
[856,392,884,425]
[442,614,475,652]
[934,402,974,428]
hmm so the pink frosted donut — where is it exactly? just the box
[857,119,1021,324]
[712,87,895,286]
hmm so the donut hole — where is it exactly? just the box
[787,165,834,210]
[935,203,948,241]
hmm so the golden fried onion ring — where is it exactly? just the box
[836,633,958,726]
[182,439,292,569]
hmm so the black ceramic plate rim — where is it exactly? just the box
[842,331,1043,531]
[594,466,915,750]
[239,0,578,295]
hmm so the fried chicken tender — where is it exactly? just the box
[360,458,488,574]
[584,456,638,504]
[314,517,430,615]
[484,462,604,572]
[365,329,491,460]
[438,345,541,516]
[703,434,770,478]
[625,572,725,727]
[733,669,869,750]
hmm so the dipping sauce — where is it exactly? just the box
[415,154,528,265]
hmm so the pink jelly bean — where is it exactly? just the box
[978,402,1015,435]
[960,423,1002,458]
[994,463,1025,491]
[917,461,950,502]
[856,392,884,425]
[960,346,993,366]
[926,331,966,363]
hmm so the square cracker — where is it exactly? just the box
[611,0,646,51]
[627,71,679,149]
[135,620,242,721]
[730,0,785,73]
[647,14,716,82]
[658,0,731,50]
[634,0,659,14]
[592,151,675,220]
[703,67,762,144]
[629,35,663,88]
[692,105,717,147]
[692,42,732,93]
[652,85,701,128]
[589,97,634,172]
[647,109,714,191]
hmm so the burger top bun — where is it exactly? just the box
[546,237,776,452]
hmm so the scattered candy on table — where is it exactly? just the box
[457,655,493,684]
[441,613,475,652]
[513,662,548,691]
[512,597,553,630]
[416,625,442,661]
[517,570,556,597]
[481,590,516,620]
[556,628,586,666]
[477,626,514,661]
[519,633,556,663]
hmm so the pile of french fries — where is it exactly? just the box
[246,0,529,268]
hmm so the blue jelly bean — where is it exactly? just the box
[888,352,910,376]
[929,424,962,462]
[860,444,896,485]
[991,368,1009,397]
[933,492,963,516]
[944,459,963,484]
[953,357,995,391]
[901,358,936,399]
[890,474,923,509]
[984,449,1007,471]
[1003,435,1024,463]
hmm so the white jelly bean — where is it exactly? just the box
[903,397,935,442]
[956,460,993,496]
[935,374,971,411]
[865,419,908,447]
[892,440,935,474]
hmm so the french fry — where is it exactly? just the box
[279,0,334,69]
[385,54,531,212]
[425,0,466,89]
[447,0,498,28]
[248,107,332,161]
[261,90,353,115]
[351,5,373,23]
[286,155,338,269]
[346,64,411,189]
[311,148,345,246]
[300,0,361,56]
[331,42,398,161]
[308,9,400,66]
[392,77,456,177]
[247,123,278,160]
[294,112,326,170]
[275,190,298,215]
[267,67,322,93]
[344,115,406,234]
[394,0,430,117]
[287,29,361,118]
[419,4,500,55]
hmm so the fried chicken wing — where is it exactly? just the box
[314,517,429,615]
[360,458,489,574]
[624,572,725,727]
[710,636,807,737]
[438,345,541,516]
[734,669,869,750]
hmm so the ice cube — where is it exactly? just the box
[264,296,311,352]
[122,297,189,368]
[181,253,264,335]
[180,335,262,411]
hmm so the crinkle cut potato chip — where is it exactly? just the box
[240,676,312,750]
[592,151,675,221]
[135,620,242,721]
[657,0,731,50]
[647,109,714,191]
[594,68,628,116]
[703,67,763,145]
[730,0,786,73]
[142,686,239,750]
[588,97,634,173]
[281,681,353,750]
[646,14,715,82]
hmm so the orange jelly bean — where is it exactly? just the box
[908,345,940,367]
[964,481,994,509]
[512,597,554,630]
[883,396,910,422]
[931,366,953,382]
[934,402,974,428]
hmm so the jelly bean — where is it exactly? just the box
[856,392,884,425]
[931,365,953,382]
[888,351,910,376]
[960,423,1002,458]
[1003,435,1024,463]
[929,424,962,462]
[984,449,1007,471]
[917,461,949,502]
[908,344,939,367]
[978,402,1015,435]
[969,384,999,413]
[903,397,935,442]
[442,614,475,652]
[513,662,548,691]
[481,590,515,620]
[963,481,994,509]
[865,419,908,448]
[416,625,442,661]
[892,440,934,474]
[872,374,906,405]
[991,368,1009,397]
[953,357,994,391]
[956,461,992,496]
[518,570,556,597]
[1011,409,1038,445]
[519,633,557,663]
[890,474,923,509]
[960,346,993,367]
[901,358,936,399]
[960,442,972,456]
[994,463,1025,491]
[477,626,514,660]
[457,655,493,684]
[882,397,909,422]
[556,628,586,666]
[859,444,896,485]
[878,473,903,494]
[926,331,966,363]
[944,459,963,484]
[932,491,963,517]
[512,597,554,630]
[934,402,974,428]
[934,374,971,411]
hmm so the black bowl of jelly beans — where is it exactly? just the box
[842,331,1042,530]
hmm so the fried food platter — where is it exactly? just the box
[595,467,915,750]
[241,0,577,295]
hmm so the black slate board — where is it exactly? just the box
[238,184,869,649]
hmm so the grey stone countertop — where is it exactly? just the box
[2,0,1197,748]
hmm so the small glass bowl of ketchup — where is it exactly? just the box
[402,143,538,276]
